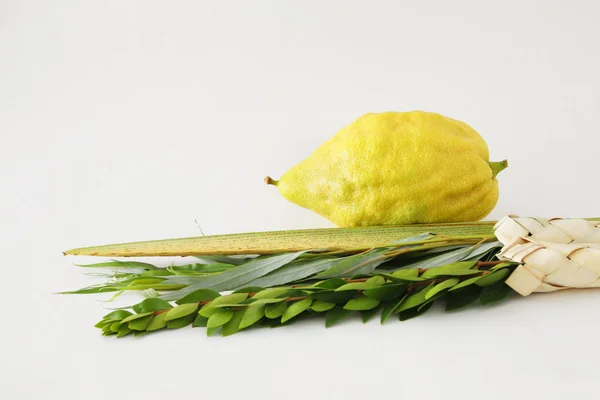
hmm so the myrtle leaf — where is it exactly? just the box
[381,293,408,324]
[312,278,348,289]
[344,297,380,311]
[361,305,382,323]
[310,301,336,312]
[445,286,482,311]
[207,310,234,328]
[480,283,513,305]
[121,312,154,324]
[425,278,460,300]
[251,287,290,300]
[265,302,287,319]
[128,314,154,331]
[210,293,248,306]
[281,298,312,323]
[132,298,173,313]
[325,306,350,328]
[335,281,382,292]
[395,285,434,313]
[102,310,133,320]
[421,266,479,279]
[449,275,482,291]
[222,309,245,336]
[239,304,266,329]
[164,303,199,321]
[475,268,511,287]
[166,313,196,329]
[311,290,357,304]
[206,327,220,336]
[146,313,168,331]
[192,314,209,328]
[175,289,221,305]
[116,325,132,338]
[364,284,408,301]
[399,301,434,321]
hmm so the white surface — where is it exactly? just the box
[2,1,600,399]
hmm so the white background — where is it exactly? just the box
[2,1,599,399]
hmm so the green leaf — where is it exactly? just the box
[325,306,351,328]
[475,268,511,287]
[399,301,433,321]
[233,286,265,294]
[192,314,209,328]
[166,313,196,329]
[310,301,336,312]
[128,314,153,331]
[121,312,154,324]
[222,309,245,336]
[480,283,513,305]
[211,293,248,306]
[192,314,208,328]
[314,250,390,279]
[102,310,133,320]
[239,304,266,329]
[364,284,408,301]
[312,278,348,289]
[265,302,287,319]
[381,293,408,324]
[335,281,382,292]
[109,322,122,333]
[361,305,381,323]
[396,285,434,313]
[206,327,220,336]
[245,258,340,287]
[491,262,515,271]
[132,298,173,313]
[281,298,312,323]
[425,278,460,300]
[161,251,306,300]
[75,260,157,270]
[421,265,479,279]
[116,325,132,338]
[249,297,286,306]
[344,297,380,311]
[164,303,199,321]
[395,242,500,271]
[207,310,234,328]
[311,290,356,304]
[382,270,425,283]
[175,289,221,304]
[449,275,482,291]
[194,255,248,265]
[146,313,168,331]
[445,286,482,311]
[251,287,290,300]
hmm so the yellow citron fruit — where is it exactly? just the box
[266,111,507,227]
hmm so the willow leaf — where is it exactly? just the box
[161,251,306,300]
[194,255,251,266]
[391,241,500,271]
[74,260,158,270]
[243,257,338,287]
[313,250,390,279]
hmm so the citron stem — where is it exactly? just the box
[264,176,279,186]
[488,160,508,179]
